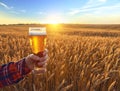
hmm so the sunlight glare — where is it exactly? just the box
[42,14,65,24]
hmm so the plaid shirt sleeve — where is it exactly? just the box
[0,58,31,88]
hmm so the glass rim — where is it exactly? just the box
[29,27,46,30]
[29,27,46,35]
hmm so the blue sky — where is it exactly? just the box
[0,0,120,24]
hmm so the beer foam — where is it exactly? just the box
[29,27,46,35]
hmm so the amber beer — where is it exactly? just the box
[29,27,47,56]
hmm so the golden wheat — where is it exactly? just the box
[0,25,120,91]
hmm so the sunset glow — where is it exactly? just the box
[0,0,120,24]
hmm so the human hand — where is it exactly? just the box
[25,49,48,74]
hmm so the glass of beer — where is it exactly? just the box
[29,27,47,56]
[29,27,47,72]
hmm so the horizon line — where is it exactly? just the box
[0,23,120,25]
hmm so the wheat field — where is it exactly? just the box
[0,24,120,91]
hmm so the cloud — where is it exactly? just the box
[99,0,107,2]
[9,11,19,14]
[0,2,13,9]
[9,9,27,15]
[88,0,107,3]
[68,3,120,15]
[82,0,107,9]
[20,10,26,13]
[37,12,44,15]
[68,9,80,15]
[75,14,120,24]
[0,2,26,15]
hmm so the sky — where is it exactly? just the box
[0,0,120,24]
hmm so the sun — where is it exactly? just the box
[47,20,59,24]
[41,19,60,25]
[44,20,59,28]
[42,14,65,24]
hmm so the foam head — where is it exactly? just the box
[29,27,46,35]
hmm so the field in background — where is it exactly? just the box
[0,24,120,91]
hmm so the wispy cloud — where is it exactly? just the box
[99,0,107,2]
[68,0,120,16]
[0,2,26,15]
[20,10,26,13]
[37,12,44,15]
[88,0,107,4]
[83,0,107,9]
[68,10,80,15]
[9,11,19,14]
[10,9,27,15]
[69,5,120,15]
[0,2,13,9]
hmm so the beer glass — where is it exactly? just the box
[29,27,47,71]
[29,27,47,55]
